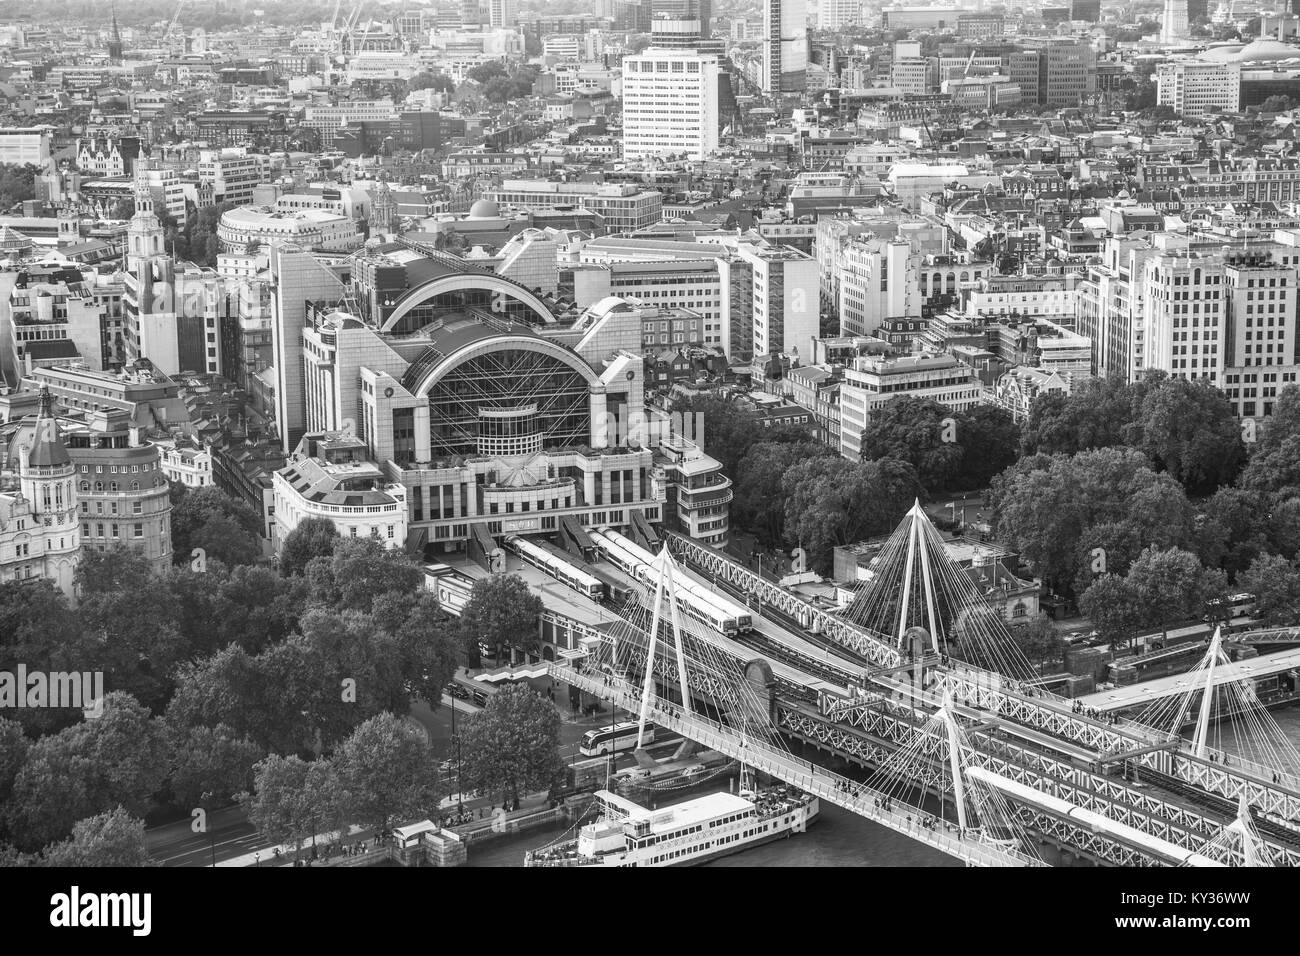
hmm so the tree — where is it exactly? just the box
[677,395,760,478]
[989,446,1195,596]
[1008,614,1065,665]
[457,573,543,662]
[1237,553,1300,625]
[1078,574,1143,648]
[1239,385,1300,505]
[410,71,455,94]
[0,581,88,734]
[0,163,37,211]
[165,723,264,810]
[1124,545,1229,636]
[172,564,306,656]
[782,456,922,574]
[295,607,411,745]
[461,684,561,810]
[957,404,1020,488]
[306,537,424,613]
[1133,375,1245,496]
[38,809,153,867]
[241,753,339,859]
[332,713,440,833]
[732,440,832,547]
[166,643,308,755]
[373,590,461,705]
[4,693,172,851]
[0,718,27,834]
[1261,95,1297,113]
[1020,375,1139,457]
[75,547,187,712]
[279,517,340,577]
[1196,486,1270,579]
[170,485,263,567]
[466,61,508,85]
[857,397,965,490]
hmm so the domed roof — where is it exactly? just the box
[1201,40,1300,63]
[26,387,69,469]
[468,198,500,219]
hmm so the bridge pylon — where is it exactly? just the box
[635,545,693,750]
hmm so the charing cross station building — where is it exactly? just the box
[270,243,732,556]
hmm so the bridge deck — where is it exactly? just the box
[553,662,1045,867]
[1078,648,1300,712]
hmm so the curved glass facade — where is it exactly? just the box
[428,348,590,456]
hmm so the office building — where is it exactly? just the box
[762,0,808,93]
[1156,60,1241,118]
[622,49,720,161]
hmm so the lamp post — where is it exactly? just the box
[449,695,464,821]
[201,791,215,869]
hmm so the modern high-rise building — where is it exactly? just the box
[488,0,517,29]
[1161,0,1190,42]
[1156,60,1240,118]
[818,0,863,30]
[622,49,721,161]
[270,244,345,453]
[732,245,819,359]
[1037,41,1097,107]
[762,0,808,93]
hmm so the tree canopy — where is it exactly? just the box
[461,684,562,810]
[989,446,1195,596]
[1021,372,1245,497]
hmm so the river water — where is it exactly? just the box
[465,704,1300,868]
[466,799,959,868]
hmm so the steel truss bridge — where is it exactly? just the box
[544,508,1300,866]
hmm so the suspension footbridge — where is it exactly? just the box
[532,503,1300,867]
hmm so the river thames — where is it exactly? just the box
[463,705,1300,867]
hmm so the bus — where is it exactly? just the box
[1204,592,1258,623]
[449,674,499,708]
[579,720,655,757]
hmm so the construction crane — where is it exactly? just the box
[162,0,186,46]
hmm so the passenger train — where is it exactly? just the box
[590,529,753,637]
[504,534,607,602]
[602,530,754,632]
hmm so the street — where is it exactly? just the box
[148,674,662,866]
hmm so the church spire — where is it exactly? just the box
[108,3,124,63]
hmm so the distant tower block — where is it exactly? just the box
[1161,0,1190,42]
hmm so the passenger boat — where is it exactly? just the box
[524,783,819,867]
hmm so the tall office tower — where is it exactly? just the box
[762,0,808,93]
[489,0,517,29]
[1142,251,1227,385]
[818,0,862,30]
[271,245,345,453]
[1156,60,1240,117]
[1161,0,1190,42]
[461,0,484,28]
[653,0,712,34]
[622,49,720,160]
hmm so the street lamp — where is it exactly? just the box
[201,790,215,869]
[448,694,464,821]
